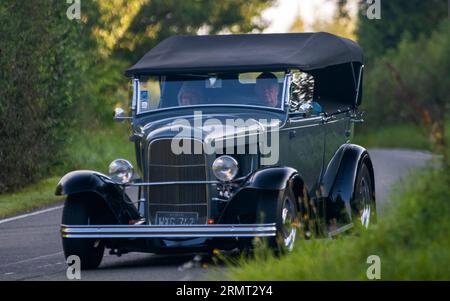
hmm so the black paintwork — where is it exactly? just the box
[56,171,140,224]
[322,144,375,223]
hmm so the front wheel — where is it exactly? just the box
[61,194,105,270]
[256,188,299,253]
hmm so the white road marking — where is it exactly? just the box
[0,252,63,268]
[0,205,63,225]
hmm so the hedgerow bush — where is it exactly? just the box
[359,20,449,154]
[0,1,86,192]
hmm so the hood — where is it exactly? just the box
[139,112,282,152]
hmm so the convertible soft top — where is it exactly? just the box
[125,32,363,76]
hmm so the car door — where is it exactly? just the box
[279,71,325,193]
[322,111,352,168]
[282,115,325,192]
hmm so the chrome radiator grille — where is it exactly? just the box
[147,139,208,224]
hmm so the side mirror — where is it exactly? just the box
[113,107,132,122]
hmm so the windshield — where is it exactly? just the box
[135,71,287,114]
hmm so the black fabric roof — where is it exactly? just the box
[125,32,363,76]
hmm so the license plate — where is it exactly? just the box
[155,212,199,225]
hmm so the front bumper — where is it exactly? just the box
[61,223,276,239]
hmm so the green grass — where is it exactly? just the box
[56,123,136,174]
[227,166,450,280]
[0,124,136,219]
[0,177,63,219]
[353,122,450,151]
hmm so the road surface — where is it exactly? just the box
[0,149,433,281]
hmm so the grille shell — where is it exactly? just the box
[146,138,208,224]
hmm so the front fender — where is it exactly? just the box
[245,167,298,190]
[55,170,140,224]
[55,170,110,196]
[218,167,305,224]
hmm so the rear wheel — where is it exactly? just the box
[61,195,105,270]
[353,161,376,228]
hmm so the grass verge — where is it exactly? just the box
[0,177,63,219]
[353,122,450,151]
[57,123,136,174]
[227,166,450,280]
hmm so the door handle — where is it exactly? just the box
[289,130,297,139]
[322,115,336,123]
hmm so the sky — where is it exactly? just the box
[262,0,357,33]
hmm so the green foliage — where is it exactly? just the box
[110,0,275,63]
[55,125,136,175]
[357,0,448,63]
[228,167,450,280]
[361,20,450,154]
[0,0,273,193]
[353,122,450,151]
[0,1,88,192]
[0,125,134,219]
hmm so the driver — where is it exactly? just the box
[255,72,279,107]
[178,81,205,106]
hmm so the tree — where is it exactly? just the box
[357,0,448,63]
[107,0,275,63]
[311,0,356,40]
[0,0,87,192]
[289,14,305,33]
[81,0,276,123]
[0,0,275,191]
[363,21,450,158]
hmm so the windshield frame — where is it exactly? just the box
[132,71,291,116]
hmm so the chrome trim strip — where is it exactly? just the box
[355,64,364,105]
[132,78,138,115]
[125,180,219,187]
[61,223,277,238]
[148,163,206,168]
[136,104,285,116]
[148,203,208,206]
[328,223,354,238]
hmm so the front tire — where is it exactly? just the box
[61,195,105,270]
[256,188,299,253]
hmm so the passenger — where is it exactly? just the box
[255,72,279,107]
[178,81,205,106]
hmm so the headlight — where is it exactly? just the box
[109,159,134,184]
[212,155,239,182]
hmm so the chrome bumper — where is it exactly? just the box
[61,223,277,238]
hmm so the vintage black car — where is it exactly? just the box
[57,32,376,269]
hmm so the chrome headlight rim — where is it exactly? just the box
[108,159,134,184]
[212,155,239,182]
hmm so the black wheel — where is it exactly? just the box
[61,194,105,270]
[257,187,299,253]
[353,161,376,228]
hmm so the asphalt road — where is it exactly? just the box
[0,149,433,281]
